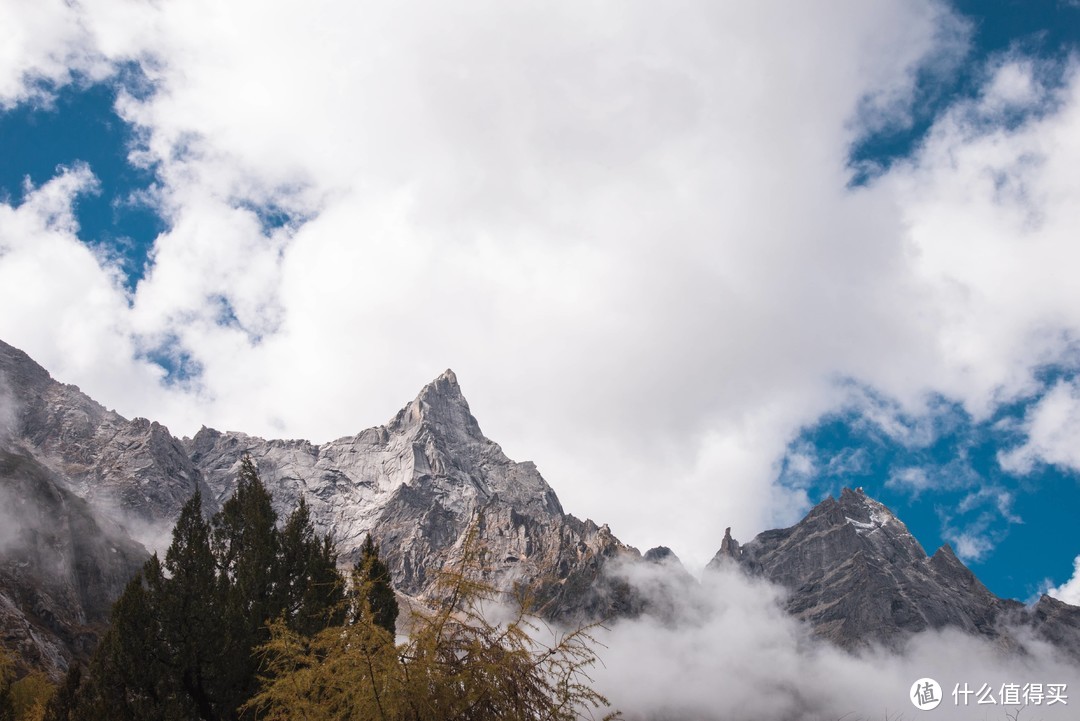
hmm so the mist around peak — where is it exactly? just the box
[594,558,1078,721]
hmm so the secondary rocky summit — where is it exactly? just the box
[708,487,1078,657]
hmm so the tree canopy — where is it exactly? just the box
[1,647,53,721]
[40,459,617,721]
[246,526,619,721]
[47,456,344,721]
[354,534,400,637]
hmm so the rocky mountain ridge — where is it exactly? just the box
[183,369,638,619]
[2,337,1079,678]
[708,486,1080,658]
[0,339,640,677]
[0,340,210,527]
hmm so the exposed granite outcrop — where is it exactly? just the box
[708,487,1075,659]
[4,337,1080,678]
[0,339,210,526]
[185,369,640,623]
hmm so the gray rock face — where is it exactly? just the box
[707,487,1077,656]
[5,336,1079,675]
[0,450,147,678]
[1025,594,1080,660]
[643,546,678,565]
[0,339,210,528]
[1,341,640,629]
[185,370,639,622]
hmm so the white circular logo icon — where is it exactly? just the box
[910,678,943,711]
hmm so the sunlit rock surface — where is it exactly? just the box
[1,339,639,650]
[3,337,1079,679]
[186,370,639,622]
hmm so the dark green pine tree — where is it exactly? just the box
[161,489,225,720]
[211,456,281,719]
[50,456,346,721]
[73,558,181,721]
[41,664,81,721]
[278,496,346,636]
[353,534,399,636]
[64,494,224,721]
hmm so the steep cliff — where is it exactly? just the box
[707,487,1078,658]
[0,450,146,678]
[1,340,639,632]
[185,370,639,623]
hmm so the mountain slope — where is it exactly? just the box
[0,449,147,678]
[185,370,639,622]
[707,487,1079,657]
[4,337,1078,676]
[0,339,210,529]
[0,340,639,629]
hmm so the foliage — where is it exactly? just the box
[7,673,53,721]
[354,534,400,636]
[37,460,616,720]
[48,456,345,721]
[0,647,13,721]
[39,666,79,721]
[247,525,619,721]
[279,497,346,637]
[0,648,55,721]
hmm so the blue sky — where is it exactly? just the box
[0,75,163,287]
[798,0,1080,601]
[779,384,1080,600]
[2,0,1080,605]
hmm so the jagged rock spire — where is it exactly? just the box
[389,368,484,440]
[718,527,740,559]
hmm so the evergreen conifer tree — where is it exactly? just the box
[212,457,281,717]
[51,455,345,721]
[354,534,399,636]
[78,559,183,720]
[162,490,224,720]
[279,497,345,636]
[40,666,79,721]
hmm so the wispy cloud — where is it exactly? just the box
[886,466,934,496]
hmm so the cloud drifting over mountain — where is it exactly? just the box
[596,561,1078,720]
[1051,558,1080,606]
[2,0,1080,570]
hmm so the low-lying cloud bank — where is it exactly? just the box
[593,560,1078,720]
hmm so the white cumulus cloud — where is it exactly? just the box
[1001,380,1080,474]
[3,1,1080,571]
[1049,556,1080,606]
